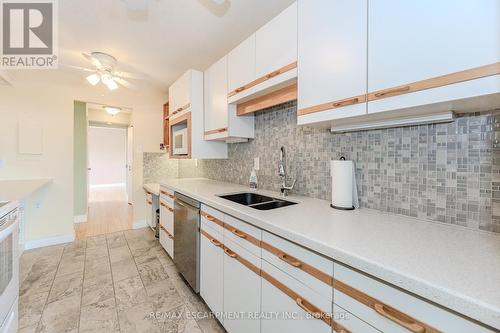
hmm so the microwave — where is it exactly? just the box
[173,128,188,155]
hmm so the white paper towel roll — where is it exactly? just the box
[331,159,359,209]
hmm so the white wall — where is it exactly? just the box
[0,71,166,245]
[88,127,127,186]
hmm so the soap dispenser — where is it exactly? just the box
[249,169,258,189]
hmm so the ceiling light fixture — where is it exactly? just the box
[86,73,100,86]
[104,106,121,116]
[101,74,119,91]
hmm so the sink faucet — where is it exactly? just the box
[278,146,296,196]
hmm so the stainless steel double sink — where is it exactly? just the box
[218,192,297,210]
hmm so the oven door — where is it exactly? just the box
[0,210,19,328]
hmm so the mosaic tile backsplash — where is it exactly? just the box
[143,152,178,183]
[185,101,500,233]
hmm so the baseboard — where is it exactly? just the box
[90,183,125,189]
[132,220,147,229]
[25,233,75,250]
[74,214,87,224]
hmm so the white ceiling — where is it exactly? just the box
[53,0,294,92]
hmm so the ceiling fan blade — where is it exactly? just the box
[115,70,149,80]
[114,77,137,89]
[60,64,96,73]
[82,52,103,69]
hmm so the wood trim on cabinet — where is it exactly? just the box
[200,229,223,248]
[333,278,440,333]
[201,211,224,228]
[368,62,500,102]
[261,241,333,286]
[297,62,500,117]
[160,202,174,212]
[146,200,152,205]
[159,224,174,240]
[298,94,367,116]
[160,190,175,200]
[168,103,191,118]
[261,270,349,332]
[222,243,261,276]
[237,83,298,116]
[228,62,297,98]
[204,127,228,136]
[223,223,261,248]
[169,111,192,159]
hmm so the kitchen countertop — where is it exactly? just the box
[160,178,500,329]
[0,178,52,201]
[143,183,160,196]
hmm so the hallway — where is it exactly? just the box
[75,185,133,240]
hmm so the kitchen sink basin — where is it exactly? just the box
[218,192,297,210]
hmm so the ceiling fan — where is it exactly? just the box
[67,52,147,90]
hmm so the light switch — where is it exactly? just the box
[254,157,259,170]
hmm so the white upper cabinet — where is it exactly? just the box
[227,34,256,95]
[205,56,229,134]
[297,0,368,126]
[367,0,500,114]
[255,2,297,78]
[204,56,255,141]
[169,70,191,119]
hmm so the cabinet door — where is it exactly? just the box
[204,56,229,133]
[145,199,153,228]
[261,261,332,333]
[298,0,368,124]
[255,2,297,78]
[227,34,256,94]
[169,71,191,117]
[200,230,224,323]
[368,0,500,114]
[223,240,261,333]
[160,202,174,235]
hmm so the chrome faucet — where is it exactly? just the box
[278,146,296,196]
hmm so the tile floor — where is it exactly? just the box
[19,228,226,333]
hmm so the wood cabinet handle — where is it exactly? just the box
[176,107,183,112]
[168,233,174,240]
[231,228,247,239]
[295,298,323,320]
[278,252,302,268]
[209,238,222,247]
[168,194,175,199]
[374,86,411,98]
[160,202,174,212]
[332,97,359,108]
[224,247,237,258]
[217,128,227,133]
[374,303,425,333]
[266,70,281,79]
[147,200,152,205]
[235,87,245,93]
[205,215,215,221]
[160,190,167,195]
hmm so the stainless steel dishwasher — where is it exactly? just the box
[173,192,200,293]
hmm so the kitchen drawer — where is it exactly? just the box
[261,260,333,333]
[201,204,224,236]
[333,262,496,333]
[333,303,381,333]
[201,218,222,239]
[262,230,333,302]
[159,225,174,259]
[160,186,175,205]
[160,199,174,235]
[223,214,261,258]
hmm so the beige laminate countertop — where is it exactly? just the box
[160,178,500,329]
[143,183,160,196]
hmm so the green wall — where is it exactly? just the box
[74,101,88,216]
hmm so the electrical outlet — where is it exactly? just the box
[254,157,259,170]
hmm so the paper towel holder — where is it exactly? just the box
[331,155,355,210]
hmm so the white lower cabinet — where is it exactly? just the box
[223,239,261,333]
[159,226,173,259]
[260,261,331,333]
[200,228,224,325]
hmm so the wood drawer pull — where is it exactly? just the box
[332,97,359,108]
[231,228,247,239]
[160,202,173,212]
[374,86,411,98]
[235,87,245,93]
[168,233,174,240]
[209,238,222,247]
[224,247,237,258]
[147,200,152,205]
[374,303,425,333]
[266,70,281,79]
[160,191,174,198]
[160,190,168,195]
[296,298,323,320]
[278,252,302,268]
[205,215,215,221]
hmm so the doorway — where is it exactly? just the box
[73,101,134,239]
